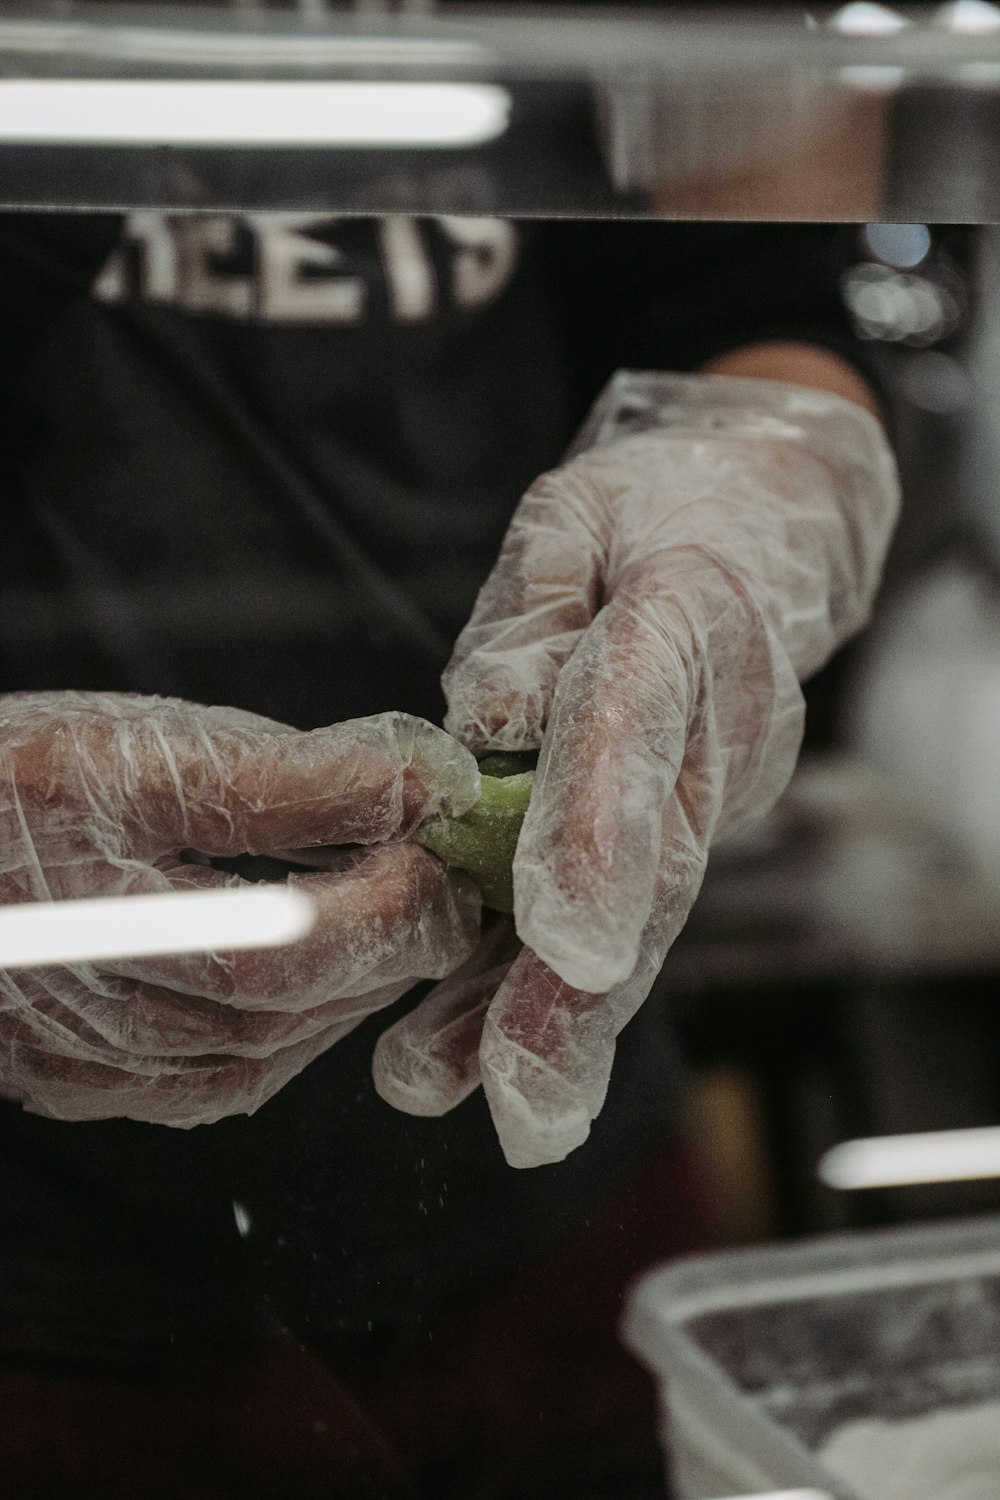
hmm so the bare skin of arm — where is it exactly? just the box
[701,339,884,424]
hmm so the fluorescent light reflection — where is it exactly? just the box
[830,2,910,32]
[839,64,907,88]
[956,59,1000,78]
[936,0,1000,29]
[713,1491,833,1499]
[0,80,511,148]
[820,1127,1000,1190]
[0,887,315,969]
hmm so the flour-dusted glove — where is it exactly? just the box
[0,692,481,1126]
[374,373,900,1166]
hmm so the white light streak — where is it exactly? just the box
[0,80,511,148]
[830,1,910,31]
[820,1127,1000,1189]
[839,64,907,89]
[0,887,315,970]
[956,59,1000,79]
[936,0,1000,30]
[713,1491,833,1500]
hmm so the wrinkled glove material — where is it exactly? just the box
[375,372,901,1168]
[0,694,481,1126]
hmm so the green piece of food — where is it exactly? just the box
[414,752,537,912]
[476,752,538,781]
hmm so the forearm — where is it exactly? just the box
[701,338,884,424]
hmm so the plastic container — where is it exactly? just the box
[621,1216,1000,1499]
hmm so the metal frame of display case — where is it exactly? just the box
[3,2,1000,219]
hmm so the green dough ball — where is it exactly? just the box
[414,752,537,913]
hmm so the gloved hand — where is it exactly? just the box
[374,373,900,1167]
[0,692,480,1126]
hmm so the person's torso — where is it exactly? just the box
[1,211,576,726]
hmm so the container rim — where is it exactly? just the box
[622,1213,1000,1362]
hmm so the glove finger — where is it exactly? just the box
[2,962,412,1063]
[106,846,482,1011]
[481,759,719,1169]
[443,461,615,752]
[478,947,616,1169]
[513,590,693,992]
[9,697,478,860]
[372,917,520,1117]
[3,1020,350,1128]
[142,707,479,854]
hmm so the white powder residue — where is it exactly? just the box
[818,1399,1000,1500]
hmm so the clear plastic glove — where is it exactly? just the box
[374,373,900,1167]
[0,692,481,1126]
